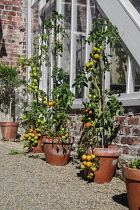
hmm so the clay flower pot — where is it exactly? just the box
[31,139,44,153]
[42,135,71,166]
[93,147,123,184]
[84,147,122,184]
[122,165,140,210]
[0,122,19,141]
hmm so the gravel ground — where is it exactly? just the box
[0,141,129,210]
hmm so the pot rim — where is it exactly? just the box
[93,147,123,157]
[122,165,140,181]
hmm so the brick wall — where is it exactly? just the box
[70,108,140,160]
[0,0,28,66]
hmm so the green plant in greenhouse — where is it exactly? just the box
[73,18,124,178]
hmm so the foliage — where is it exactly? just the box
[0,60,25,120]
[130,159,140,170]
[20,11,74,150]
[73,18,124,156]
[42,11,75,143]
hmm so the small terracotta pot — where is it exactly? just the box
[0,122,19,141]
[93,147,123,184]
[31,139,44,153]
[84,147,122,184]
[122,165,140,210]
[42,135,71,166]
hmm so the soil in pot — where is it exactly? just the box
[42,136,71,166]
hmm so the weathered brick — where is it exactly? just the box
[125,126,131,135]
[121,137,133,145]
[0,5,4,9]
[115,116,126,124]
[128,117,139,125]
[133,128,140,136]
[123,146,129,154]
[13,17,22,22]
[133,138,139,145]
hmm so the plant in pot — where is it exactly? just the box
[19,53,49,153]
[0,60,25,141]
[41,11,75,166]
[73,18,124,183]
[122,158,140,210]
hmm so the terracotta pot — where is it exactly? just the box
[0,122,19,141]
[42,135,71,166]
[84,147,122,184]
[31,139,44,153]
[122,165,140,210]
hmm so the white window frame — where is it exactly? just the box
[29,0,140,108]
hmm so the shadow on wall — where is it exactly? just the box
[0,19,7,58]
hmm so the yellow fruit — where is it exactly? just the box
[22,115,27,119]
[91,154,96,159]
[29,129,33,132]
[83,161,87,166]
[86,155,92,161]
[43,96,47,100]
[43,101,47,104]
[94,54,100,59]
[41,121,45,124]
[36,128,40,131]
[91,167,97,172]
[24,134,29,138]
[33,79,37,83]
[62,136,66,139]
[89,61,94,66]
[48,102,53,106]
[85,62,90,68]
[93,46,98,52]
[37,119,41,123]
[86,161,92,167]
[33,73,37,76]
[31,133,35,137]
[82,154,87,160]
[80,164,86,169]
[33,99,37,103]
[99,46,103,50]
[34,136,38,140]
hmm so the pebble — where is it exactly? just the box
[0,141,128,210]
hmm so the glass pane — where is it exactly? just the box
[75,35,85,98]
[135,68,140,91]
[77,5,86,32]
[110,42,127,94]
[129,0,140,14]
[77,0,86,4]
[62,3,71,30]
[61,31,71,84]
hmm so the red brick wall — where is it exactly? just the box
[70,108,140,159]
[0,0,28,66]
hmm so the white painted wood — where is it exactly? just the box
[96,0,140,67]
[126,56,134,93]
[70,0,77,93]
[31,0,41,8]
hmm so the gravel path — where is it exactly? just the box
[0,141,129,210]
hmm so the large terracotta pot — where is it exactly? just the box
[84,147,122,184]
[0,122,19,141]
[42,135,71,166]
[122,165,140,210]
